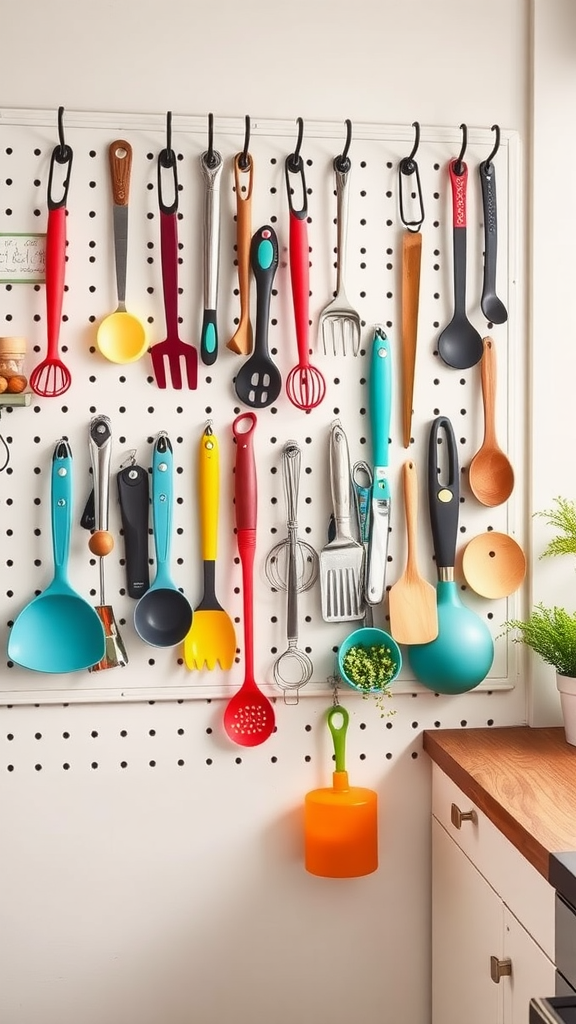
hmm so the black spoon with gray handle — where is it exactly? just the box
[479,156,508,325]
[438,160,483,370]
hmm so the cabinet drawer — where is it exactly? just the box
[432,764,555,961]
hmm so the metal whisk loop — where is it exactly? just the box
[271,440,315,700]
[264,441,318,592]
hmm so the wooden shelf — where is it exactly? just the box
[0,392,31,407]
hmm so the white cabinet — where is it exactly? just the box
[432,765,556,1024]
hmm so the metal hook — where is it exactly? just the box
[119,449,137,470]
[484,124,501,171]
[286,116,304,173]
[206,112,219,169]
[159,111,176,170]
[334,119,352,174]
[454,123,468,176]
[54,106,72,165]
[402,121,421,173]
[398,122,424,231]
[239,115,251,170]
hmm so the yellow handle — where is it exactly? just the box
[199,428,219,561]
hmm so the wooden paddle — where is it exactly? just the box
[388,460,438,645]
[401,231,422,448]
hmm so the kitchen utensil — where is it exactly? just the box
[264,439,318,594]
[134,433,193,647]
[479,138,508,325]
[352,460,374,627]
[87,415,128,671]
[388,460,439,644]
[150,150,197,390]
[468,336,514,507]
[8,440,106,673]
[462,531,526,599]
[227,152,254,355]
[319,420,365,622]
[183,424,236,671]
[271,442,314,702]
[96,140,148,364]
[199,146,223,365]
[366,327,392,606]
[408,416,494,693]
[284,157,326,411]
[304,705,378,878]
[117,457,150,599]
[438,159,483,370]
[223,413,276,745]
[401,231,422,447]
[30,142,73,398]
[234,226,282,408]
[318,156,361,356]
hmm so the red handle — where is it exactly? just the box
[160,210,180,339]
[449,160,468,229]
[288,211,311,368]
[45,206,67,359]
[233,412,257,533]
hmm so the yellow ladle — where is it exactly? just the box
[97,140,148,364]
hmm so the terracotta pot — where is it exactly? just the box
[556,673,576,746]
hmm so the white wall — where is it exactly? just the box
[0,4,532,1024]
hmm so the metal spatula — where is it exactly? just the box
[320,421,365,622]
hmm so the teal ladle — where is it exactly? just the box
[8,439,106,673]
[408,416,494,693]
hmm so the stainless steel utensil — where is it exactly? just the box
[318,158,361,356]
[271,442,313,702]
[199,147,223,365]
[320,421,365,622]
[88,415,128,671]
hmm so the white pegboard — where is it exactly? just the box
[0,108,524,705]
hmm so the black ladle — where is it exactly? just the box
[479,157,508,325]
[234,225,282,408]
[134,432,193,648]
[438,160,483,370]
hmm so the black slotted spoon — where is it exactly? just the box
[234,225,282,408]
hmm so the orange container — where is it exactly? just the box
[304,706,378,878]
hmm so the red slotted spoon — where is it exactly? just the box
[223,412,275,746]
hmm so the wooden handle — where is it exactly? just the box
[401,231,422,448]
[480,336,498,446]
[109,139,133,206]
[227,153,253,355]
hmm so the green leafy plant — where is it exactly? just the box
[342,643,397,717]
[504,497,576,677]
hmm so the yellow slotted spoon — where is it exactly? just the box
[184,424,236,671]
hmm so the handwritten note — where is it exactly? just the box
[0,234,46,283]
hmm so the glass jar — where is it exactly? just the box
[0,337,26,378]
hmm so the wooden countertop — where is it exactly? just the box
[423,726,576,879]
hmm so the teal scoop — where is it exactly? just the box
[8,439,106,674]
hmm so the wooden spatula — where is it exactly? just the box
[388,460,438,645]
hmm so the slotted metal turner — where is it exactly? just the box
[318,158,361,356]
[320,421,365,622]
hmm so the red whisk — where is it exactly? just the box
[284,148,326,412]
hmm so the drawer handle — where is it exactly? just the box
[450,802,477,829]
[490,956,512,984]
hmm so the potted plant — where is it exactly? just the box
[504,497,576,744]
[337,626,401,718]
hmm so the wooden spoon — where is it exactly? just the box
[468,337,514,507]
[388,460,438,645]
[462,531,526,599]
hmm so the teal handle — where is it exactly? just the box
[51,439,72,580]
[327,705,349,773]
[369,329,392,475]
[200,309,218,366]
[151,434,173,586]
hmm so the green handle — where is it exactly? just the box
[327,705,349,773]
